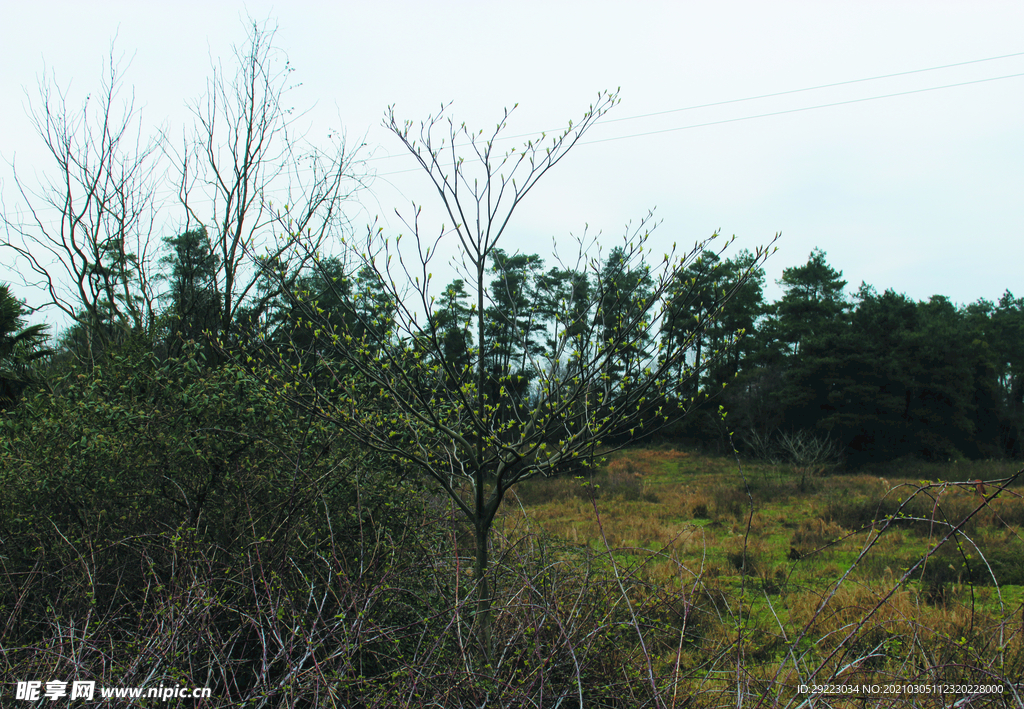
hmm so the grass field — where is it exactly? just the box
[490,448,1024,705]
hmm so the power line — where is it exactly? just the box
[12,64,1022,224]
[365,50,1024,163]
[372,69,1024,176]
[581,71,1024,145]
[581,50,1024,128]
[10,53,1024,218]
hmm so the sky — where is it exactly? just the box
[1,1,1022,331]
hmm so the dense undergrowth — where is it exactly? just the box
[2,350,1023,706]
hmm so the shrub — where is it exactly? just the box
[0,345,444,702]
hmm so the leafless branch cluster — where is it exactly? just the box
[2,19,367,360]
[776,429,844,469]
[173,19,368,340]
[3,50,160,359]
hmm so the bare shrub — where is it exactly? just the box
[742,426,781,464]
[778,430,843,468]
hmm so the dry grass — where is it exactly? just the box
[502,447,1024,701]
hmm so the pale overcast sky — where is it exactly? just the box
[2,1,1022,328]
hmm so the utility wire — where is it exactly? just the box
[367,49,1024,161]
[373,69,1024,176]
[582,70,1024,145]
[10,53,1024,222]
[573,50,1024,128]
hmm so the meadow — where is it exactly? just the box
[485,448,1024,706]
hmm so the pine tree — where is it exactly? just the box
[161,228,221,356]
[772,247,848,357]
[0,284,51,407]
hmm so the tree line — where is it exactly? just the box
[720,248,1023,465]
[5,237,1021,465]
[3,18,1016,472]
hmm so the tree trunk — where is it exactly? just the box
[474,519,493,660]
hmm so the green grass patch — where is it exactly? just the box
[501,445,1024,687]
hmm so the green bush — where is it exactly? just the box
[0,345,446,702]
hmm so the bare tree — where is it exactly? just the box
[3,19,367,361]
[2,49,160,362]
[271,95,779,658]
[173,18,367,346]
